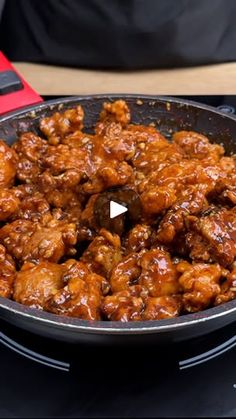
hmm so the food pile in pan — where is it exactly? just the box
[0,100,235,321]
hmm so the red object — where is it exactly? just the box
[0,51,43,115]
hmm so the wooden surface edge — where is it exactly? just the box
[13,62,236,96]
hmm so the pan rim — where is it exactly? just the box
[0,93,235,334]
[0,297,235,334]
[1,93,236,123]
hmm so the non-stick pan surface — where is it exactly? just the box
[0,94,235,345]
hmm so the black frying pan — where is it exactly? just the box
[0,94,235,345]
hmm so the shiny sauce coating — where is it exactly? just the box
[0,100,235,321]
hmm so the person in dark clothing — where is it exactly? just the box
[0,0,236,70]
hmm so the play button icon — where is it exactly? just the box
[110,200,128,219]
[94,188,142,234]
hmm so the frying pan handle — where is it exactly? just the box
[0,51,43,115]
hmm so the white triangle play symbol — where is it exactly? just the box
[110,200,128,219]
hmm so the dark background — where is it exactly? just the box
[1,0,236,69]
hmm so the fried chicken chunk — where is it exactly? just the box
[139,249,180,297]
[12,185,50,221]
[142,296,182,320]
[0,217,77,263]
[0,244,16,298]
[13,132,48,182]
[210,163,236,205]
[81,228,122,277]
[177,261,226,312]
[46,260,109,320]
[110,248,180,297]
[98,100,131,129]
[40,106,84,145]
[157,186,208,244]
[110,253,141,293]
[141,186,177,216]
[215,264,236,305]
[186,207,236,266]
[0,189,20,221]
[13,261,64,309]
[131,125,184,175]
[172,131,224,162]
[101,285,145,321]
[125,224,154,253]
[102,286,182,321]
[0,140,17,187]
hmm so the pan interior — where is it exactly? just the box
[0,94,236,334]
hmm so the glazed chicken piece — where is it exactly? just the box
[98,122,167,166]
[140,186,177,216]
[142,296,182,320]
[110,252,142,293]
[11,184,50,221]
[81,228,122,278]
[172,131,224,163]
[96,122,136,162]
[46,259,109,320]
[125,224,154,253]
[13,261,65,309]
[185,207,236,266]
[215,264,236,305]
[97,100,131,132]
[43,144,89,179]
[140,160,216,216]
[219,156,236,173]
[101,285,145,321]
[40,145,89,208]
[81,160,133,194]
[22,219,77,263]
[102,286,182,321]
[13,132,48,162]
[80,194,99,231]
[216,178,236,206]
[61,259,93,282]
[0,219,35,260]
[110,247,180,297]
[13,132,48,183]
[0,244,16,298]
[0,189,20,221]
[139,160,221,197]
[37,170,83,220]
[0,217,77,263]
[42,104,135,196]
[139,248,180,297]
[0,140,18,187]
[43,133,134,196]
[63,125,135,170]
[157,186,208,244]
[39,126,94,188]
[40,105,84,145]
[130,125,184,175]
[177,261,226,312]
[16,192,50,221]
[210,168,236,206]
[98,116,183,179]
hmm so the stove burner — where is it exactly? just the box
[0,320,235,374]
[0,330,70,372]
[179,334,236,370]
